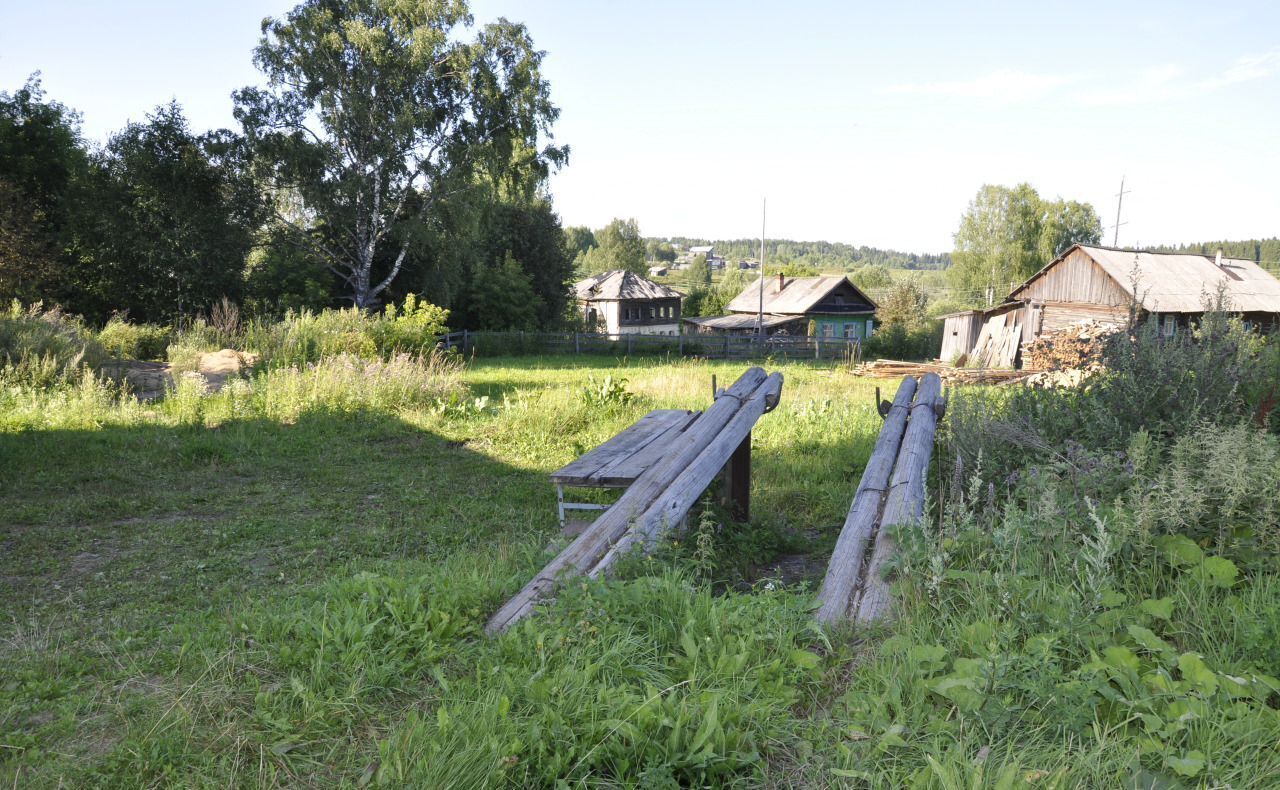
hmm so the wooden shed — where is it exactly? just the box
[939,310,983,363]
[947,244,1280,367]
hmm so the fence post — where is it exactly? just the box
[627,334,633,355]
[463,329,469,355]
[723,334,730,359]
[815,338,820,360]
[678,332,684,355]
[575,332,580,354]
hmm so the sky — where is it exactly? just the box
[2,0,1278,253]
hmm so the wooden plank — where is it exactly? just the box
[588,410,701,486]
[856,373,943,624]
[814,376,917,624]
[550,409,690,485]
[486,368,772,635]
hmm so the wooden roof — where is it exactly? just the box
[683,313,801,330]
[1007,244,1280,314]
[573,270,684,302]
[725,275,877,315]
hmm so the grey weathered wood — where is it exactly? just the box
[550,410,692,486]
[589,373,784,575]
[814,376,917,624]
[856,373,943,624]
[725,434,751,521]
[485,367,772,635]
[592,411,701,486]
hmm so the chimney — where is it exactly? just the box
[777,272,785,291]
[1215,248,1224,267]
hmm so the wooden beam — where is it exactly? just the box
[814,376,917,624]
[856,373,943,624]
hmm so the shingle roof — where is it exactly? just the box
[725,275,875,315]
[1008,245,1280,313]
[573,270,684,301]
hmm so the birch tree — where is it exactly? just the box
[234,0,565,308]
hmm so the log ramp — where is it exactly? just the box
[815,373,945,626]
[486,367,783,635]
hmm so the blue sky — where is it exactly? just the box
[2,1,1277,252]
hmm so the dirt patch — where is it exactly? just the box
[101,349,258,401]
[753,552,827,588]
[69,551,108,576]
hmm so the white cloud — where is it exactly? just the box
[883,69,1076,103]
[1077,49,1280,105]
[1195,49,1280,90]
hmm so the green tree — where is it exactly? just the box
[580,218,645,274]
[473,200,572,328]
[463,253,542,329]
[0,76,88,304]
[685,253,710,287]
[67,103,261,323]
[848,263,894,291]
[234,0,566,309]
[876,281,928,328]
[948,183,1101,301]
[564,225,595,258]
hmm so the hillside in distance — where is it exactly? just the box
[663,237,951,270]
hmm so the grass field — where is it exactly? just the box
[0,354,882,787]
[3,339,1279,788]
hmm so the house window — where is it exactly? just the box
[844,323,859,339]
[648,306,655,319]
[820,323,834,338]
[1162,314,1176,337]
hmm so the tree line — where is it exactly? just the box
[0,0,574,331]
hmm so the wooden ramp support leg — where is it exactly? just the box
[724,433,751,522]
[814,372,945,626]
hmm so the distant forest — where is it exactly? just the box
[664,238,951,270]
[1146,238,1280,270]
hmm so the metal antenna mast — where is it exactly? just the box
[756,198,766,337]
[1112,176,1130,247]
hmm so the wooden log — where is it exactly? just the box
[856,373,943,624]
[813,376,917,624]
[485,367,771,635]
[590,373,783,574]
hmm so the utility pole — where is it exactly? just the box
[1112,176,1130,247]
[756,197,766,338]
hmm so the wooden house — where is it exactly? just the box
[573,270,684,336]
[686,273,878,338]
[944,244,1280,366]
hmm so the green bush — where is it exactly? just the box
[242,296,450,369]
[864,320,942,361]
[96,316,172,360]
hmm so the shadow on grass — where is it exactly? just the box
[0,408,556,629]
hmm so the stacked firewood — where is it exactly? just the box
[1022,321,1120,371]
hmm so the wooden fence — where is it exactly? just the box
[438,329,863,363]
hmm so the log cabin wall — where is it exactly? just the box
[1015,248,1131,307]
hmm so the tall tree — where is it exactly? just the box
[948,183,1101,299]
[234,0,566,309]
[580,217,645,274]
[0,76,87,304]
[66,103,261,323]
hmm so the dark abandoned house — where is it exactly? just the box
[573,270,684,336]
